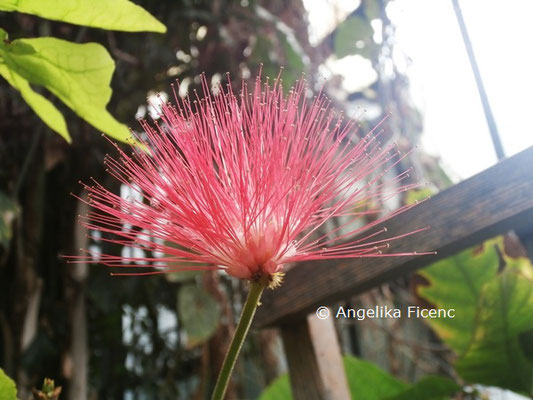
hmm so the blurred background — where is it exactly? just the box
[1,0,532,399]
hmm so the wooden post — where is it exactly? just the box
[281,312,350,400]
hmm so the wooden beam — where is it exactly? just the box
[256,146,533,327]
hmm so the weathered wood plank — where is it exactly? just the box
[256,146,533,327]
[306,314,351,400]
[281,314,350,400]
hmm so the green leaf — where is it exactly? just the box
[258,374,292,400]
[0,369,17,400]
[0,63,70,141]
[0,0,166,33]
[259,356,459,400]
[344,356,407,400]
[385,376,460,400]
[419,238,533,394]
[334,16,375,59]
[0,36,133,142]
[258,357,407,400]
[0,192,20,249]
[418,240,501,355]
[455,267,533,394]
[178,284,220,347]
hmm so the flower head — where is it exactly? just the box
[74,72,427,285]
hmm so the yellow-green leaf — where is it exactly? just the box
[344,356,408,400]
[258,375,291,400]
[0,36,133,142]
[258,356,417,400]
[0,369,17,400]
[0,0,166,33]
[0,63,70,142]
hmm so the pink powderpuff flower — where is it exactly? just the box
[73,72,430,287]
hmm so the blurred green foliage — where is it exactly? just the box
[335,16,375,59]
[178,284,220,348]
[259,356,459,400]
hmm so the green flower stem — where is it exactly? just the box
[211,280,265,400]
